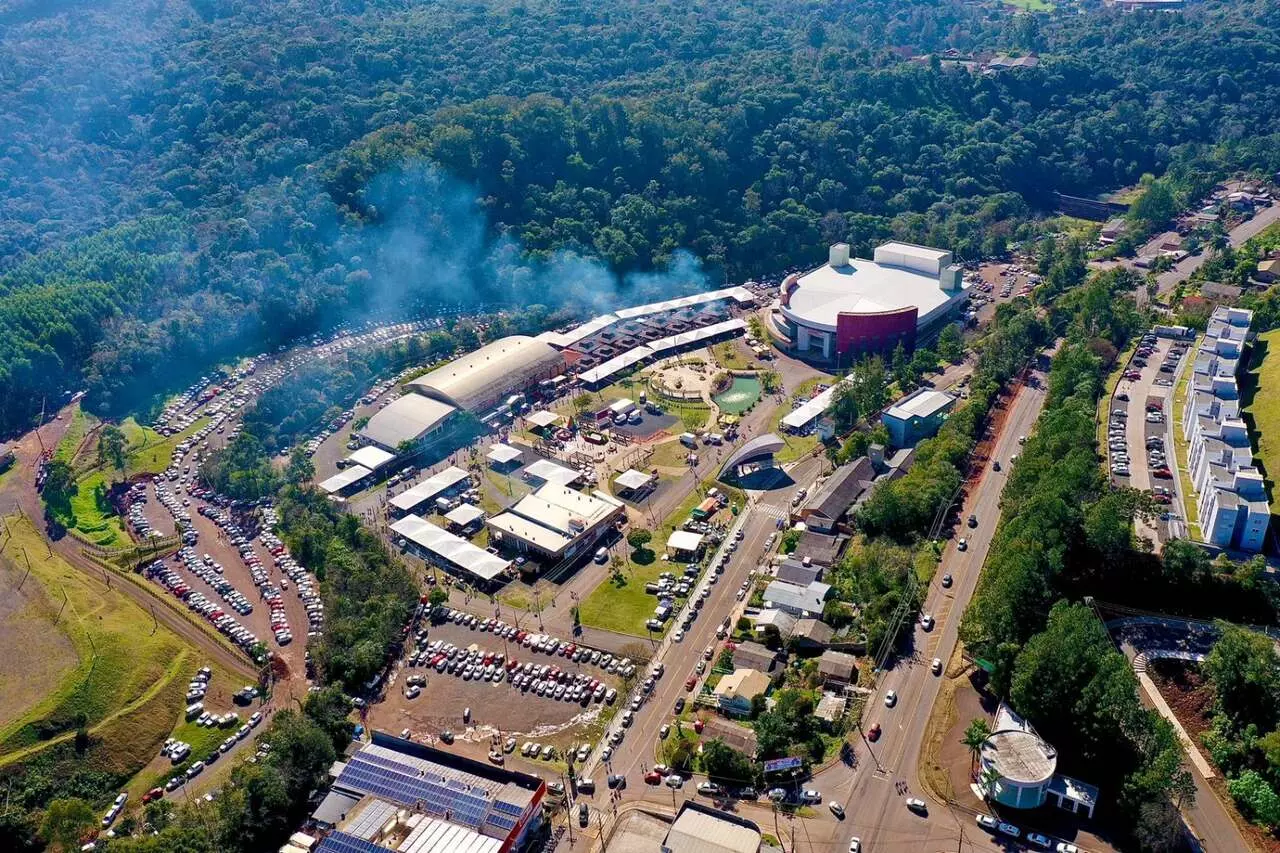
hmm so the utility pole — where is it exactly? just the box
[595,807,610,853]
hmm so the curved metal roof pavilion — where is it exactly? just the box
[719,434,785,479]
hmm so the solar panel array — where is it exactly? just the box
[335,748,521,838]
[316,832,385,853]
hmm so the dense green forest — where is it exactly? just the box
[1,0,1280,435]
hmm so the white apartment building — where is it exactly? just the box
[1180,307,1269,552]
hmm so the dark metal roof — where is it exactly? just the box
[719,433,785,477]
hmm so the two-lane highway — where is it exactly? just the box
[826,371,1050,852]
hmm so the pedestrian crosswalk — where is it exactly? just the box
[754,503,790,521]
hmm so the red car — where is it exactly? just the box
[1152,494,1171,504]
[644,770,662,785]
[1152,469,1173,479]
[685,677,697,691]
[867,723,882,742]
[142,787,164,804]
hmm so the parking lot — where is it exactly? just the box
[366,611,630,765]
[1107,331,1190,542]
[136,479,317,675]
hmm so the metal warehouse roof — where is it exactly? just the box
[389,466,471,513]
[663,805,761,853]
[390,515,510,582]
[359,393,456,450]
[885,388,955,421]
[409,336,563,412]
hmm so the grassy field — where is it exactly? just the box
[577,478,743,636]
[121,416,210,477]
[54,405,96,464]
[1244,330,1280,514]
[0,516,197,767]
[0,546,79,730]
[67,470,129,547]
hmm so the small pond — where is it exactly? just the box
[713,375,762,414]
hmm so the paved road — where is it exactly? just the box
[571,369,1051,853]
[1110,335,1187,546]
[822,374,1049,853]
[1147,203,1280,300]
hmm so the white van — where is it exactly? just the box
[679,433,698,448]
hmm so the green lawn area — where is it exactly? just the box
[1003,0,1055,12]
[1172,354,1203,541]
[67,470,129,547]
[54,405,96,464]
[577,478,742,637]
[1244,329,1280,516]
[122,416,210,477]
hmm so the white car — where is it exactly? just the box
[848,840,861,853]
[920,614,934,631]
[884,690,897,708]
[673,630,685,642]
[931,657,942,674]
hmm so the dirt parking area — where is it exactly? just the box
[137,483,312,683]
[366,618,627,764]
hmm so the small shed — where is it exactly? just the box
[818,650,858,684]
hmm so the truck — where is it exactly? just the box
[679,433,698,448]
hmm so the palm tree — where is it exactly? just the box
[979,766,1002,802]
[961,718,992,778]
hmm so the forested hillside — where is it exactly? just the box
[2,0,1280,434]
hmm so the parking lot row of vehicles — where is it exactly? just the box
[434,607,636,677]
[974,813,1079,851]
[413,636,622,707]
[172,547,255,616]
[144,561,263,656]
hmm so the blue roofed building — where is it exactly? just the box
[312,733,544,853]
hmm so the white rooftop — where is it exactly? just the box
[487,512,573,553]
[614,468,653,491]
[885,388,955,420]
[523,458,583,488]
[486,443,522,465]
[319,465,372,494]
[359,393,456,450]
[390,515,511,581]
[781,379,849,430]
[345,445,396,471]
[781,243,962,332]
[389,466,471,512]
[526,410,560,429]
[667,530,705,553]
[444,503,486,527]
[508,483,617,534]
